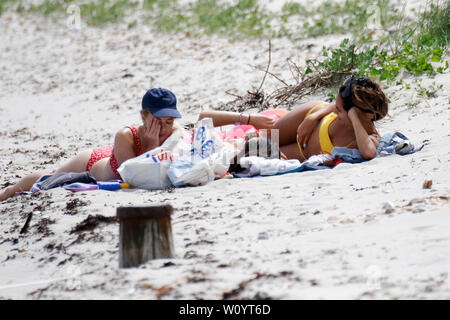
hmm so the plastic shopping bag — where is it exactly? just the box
[190,117,224,162]
[168,159,215,187]
[167,118,231,187]
[118,148,174,190]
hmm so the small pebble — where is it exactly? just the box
[423,180,432,189]
[258,232,268,240]
[382,202,394,214]
[412,203,426,213]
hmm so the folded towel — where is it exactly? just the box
[235,154,335,178]
[30,172,97,193]
[332,132,424,163]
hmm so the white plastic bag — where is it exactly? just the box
[166,160,195,187]
[169,160,215,187]
[168,156,229,187]
[190,117,224,162]
[118,148,174,190]
[167,118,231,187]
[117,125,193,190]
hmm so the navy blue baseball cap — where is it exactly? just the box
[141,88,181,118]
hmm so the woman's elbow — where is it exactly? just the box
[360,147,377,160]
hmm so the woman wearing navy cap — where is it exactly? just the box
[0,88,183,201]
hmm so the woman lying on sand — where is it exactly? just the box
[200,76,388,162]
[0,88,183,201]
[1,77,387,200]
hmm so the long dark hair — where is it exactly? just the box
[339,76,389,121]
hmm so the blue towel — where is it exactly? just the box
[234,132,424,177]
[331,132,424,163]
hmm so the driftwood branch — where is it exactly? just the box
[256,40,271,94]
[216,42,356,113]
[252,65,289,87]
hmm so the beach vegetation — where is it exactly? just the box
[278,0,400,40]
[0,0,400,39]
[216,0,448,111]
[141,0,274,38]
[1,0,447,47]
[300,0,449,87]
[416,81,444,98]
[0,0,448,103]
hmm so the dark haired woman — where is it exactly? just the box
[273,76,389,161]
[199,76,389,162]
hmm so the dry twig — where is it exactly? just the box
[216,44,354,113]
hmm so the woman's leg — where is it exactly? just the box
[57,149,117,181]
[0,171,46,201]
[53,149,92,174]
[0,149,92,202]
[273,100,323,145]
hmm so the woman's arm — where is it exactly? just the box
[198,110,274,129]
[347,108,379,159]
[297,103,335,146]
[113,118,165,167]
[112,128,139,167]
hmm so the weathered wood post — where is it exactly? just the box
[117,204,174,268]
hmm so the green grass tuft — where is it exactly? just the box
[0,0,448,88]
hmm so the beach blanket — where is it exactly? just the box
[232,154,338,178]
[233,131,424,178]
[29,172,131,194]
[27,131,424,193]
[331,131,424,164]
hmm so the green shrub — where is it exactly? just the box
[80,0,137,26]
[1,0,448,87]
[303,1,449,86]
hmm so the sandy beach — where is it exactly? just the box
[0,2,449,300]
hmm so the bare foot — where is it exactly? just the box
[0,186,16,202]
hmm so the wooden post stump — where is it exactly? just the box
[117,204,174,268]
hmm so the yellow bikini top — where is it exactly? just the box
[307,103,337,154]
[296,103,338,158]
[319,112,338,154]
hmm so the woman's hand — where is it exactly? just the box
[141,118,161,152]
[296,114,316,148]
[296,102,334,148]
[249,114,275,129]
[347,108,378,159]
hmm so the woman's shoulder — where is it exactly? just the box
[117,125,141,133]
[115,126,139,142]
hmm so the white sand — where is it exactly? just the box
[0,6,449,299]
